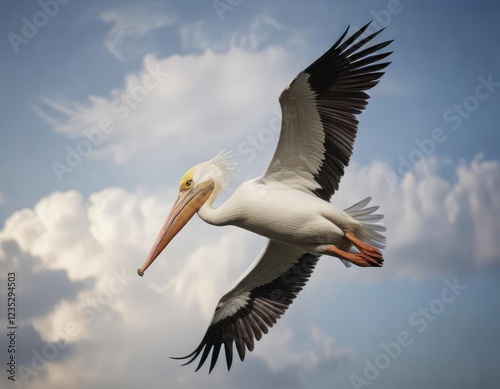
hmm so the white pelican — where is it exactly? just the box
[138,21,392,372]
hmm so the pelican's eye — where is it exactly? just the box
[185,180,193,188]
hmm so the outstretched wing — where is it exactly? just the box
[172,240,320,372]
[261,22,392,201]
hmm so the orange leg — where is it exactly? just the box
[345,231,383,261]
[326,231,384,267]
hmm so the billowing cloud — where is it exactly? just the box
[333,154,500,281]
[0,240,93,320]
[37,41,293,165]
[0,240,92,383]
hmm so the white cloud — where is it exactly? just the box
[332,154,500,281]
[0,188,183,282]
[100,6,175,61]
[253,325,352,374]
[179,20,211,51]
[39,45,292,164]
[169,231,248,320]
[445,155,500,267]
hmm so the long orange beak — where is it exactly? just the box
[137,182,214,276]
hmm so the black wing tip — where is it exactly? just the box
[169,355,190,360]
[170,335,235,373]
[341,21,392,50]
[301,22,394,201]
[359,20,373,33]
[348,20,387,40]
[315,20,393,72]
[168,254,320,373]
[170,346,203,367]
[170,350,233,374]
[346,22,392,48]
[360,20,388,35]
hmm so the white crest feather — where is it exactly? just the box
[208,150,239,187]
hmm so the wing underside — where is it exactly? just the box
[172,241,320,372]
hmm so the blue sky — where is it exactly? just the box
[1,1,499,388]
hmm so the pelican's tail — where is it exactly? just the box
[342,196,386,267]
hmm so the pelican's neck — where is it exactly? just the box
[198,186,231,226]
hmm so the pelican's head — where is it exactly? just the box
[137,152,237,276]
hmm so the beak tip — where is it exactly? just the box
[137,268,144,277]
